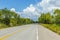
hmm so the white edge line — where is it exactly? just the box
[36,27,38,40]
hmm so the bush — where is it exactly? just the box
[0,23,8,29]
[41,24,60,35]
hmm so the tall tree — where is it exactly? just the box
[54,9,60,24]
[38,12,53,24]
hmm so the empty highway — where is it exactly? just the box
[0,24,60,40]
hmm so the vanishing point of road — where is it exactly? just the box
[0,24,60,40]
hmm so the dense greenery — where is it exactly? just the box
[38,9,60,24]
[0,8,60,35]
[38,9,60,34]
[54,9,60,24]
[38,12,53,24]
[42,24,60,35]
[0,8,34,29]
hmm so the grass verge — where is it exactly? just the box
[41,24,60,35]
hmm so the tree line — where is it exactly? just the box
[0,8,60,29]
[38,9,60,25]
[0,8,34,28]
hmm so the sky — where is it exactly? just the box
[0,0,41,11]
[0,0,60,21]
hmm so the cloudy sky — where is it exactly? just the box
[0,0,60,21]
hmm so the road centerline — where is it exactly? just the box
[36,26,38,40]
[0,26,30,40]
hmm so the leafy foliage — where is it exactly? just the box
[54,9,60,24]
[38,9,60,24]
[38,12,53,24]
[0,8,34,29]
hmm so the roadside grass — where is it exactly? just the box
[41,24,60,35]
[0,23,32,29]
[0,23,8,29]
[0,23,24,29]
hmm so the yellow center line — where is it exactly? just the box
[0,27,30,40]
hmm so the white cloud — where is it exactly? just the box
[10,8,16,12]
[20,4,40,21]
[23,4,36,13]
[10,0,60,21]
[37,0,60,13]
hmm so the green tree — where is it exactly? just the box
[38,12,53,24]
[38,13,45,23]
[1,8,10,25]
[54,9,60,24]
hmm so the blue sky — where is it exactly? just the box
[0,0,60,21]
[0,0,41,11]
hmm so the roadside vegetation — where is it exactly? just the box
[0,8,60,35]
[38,9,60,35]
[41,24,60,35]
[0,8,34,29]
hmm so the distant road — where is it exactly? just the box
[0,24,60,40]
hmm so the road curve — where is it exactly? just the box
[0,24,60,40]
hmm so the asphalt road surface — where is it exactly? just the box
[0,24,60,40]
